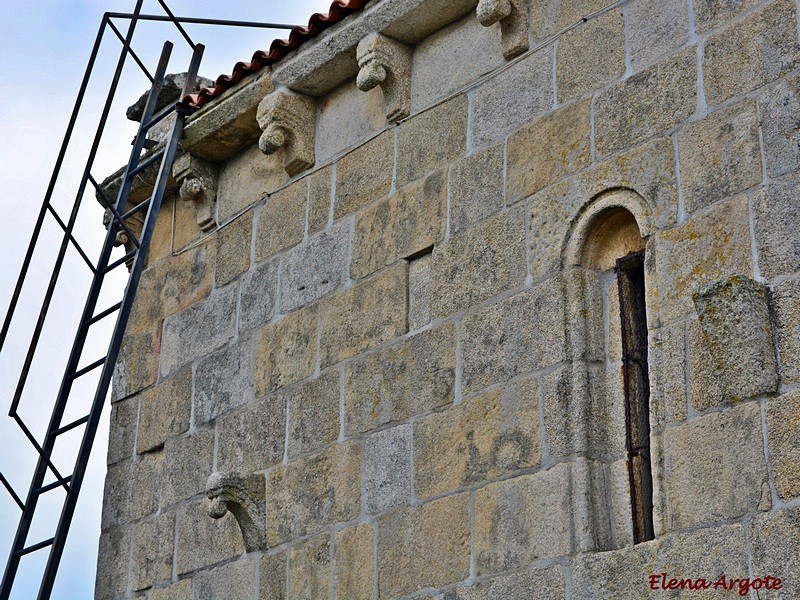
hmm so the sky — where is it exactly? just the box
[0,1,332,598]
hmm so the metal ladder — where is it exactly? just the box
[0,1,204,596]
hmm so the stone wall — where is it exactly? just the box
[98,0,800,598]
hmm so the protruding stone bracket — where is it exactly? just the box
[206,471,266,553]
[173,153,218,232]
[356,33,412,123]
[256,90,316,176]
[477,0,530,60]
[693,274,779,401]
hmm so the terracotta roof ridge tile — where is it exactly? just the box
[184,0,371,108]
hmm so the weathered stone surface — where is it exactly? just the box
[431,206,527,318]
[408,251,433,330]
[693,0,760,34]
[662,402,769,528]
[693,275,778,401]
[357,32,412,122]
[749,507,800,598]
[102,454,161,527]
[216,394,286,474]
[130,512,174,591]
[628,0,689,70]
[753,171,800,279]
[136,368,191,453]
[161,428,214,507]
[319,262,408,367]
[150,580,191,600]
[446,564,566,599]
[678,99,761,213]
[556,9,625,102]
[254,304,318,395]
[471,47,554,148]
[595,47,696,158]
[268,441,361,545]
[94,527,129,599]
[238,257,279,332]
[113,325,158,401]
[344,323,455,435]
[176,500,244,575]
[317,79,384,162]
[256,90,317,176]
[648,322,688,429]
[351,170,446,279]
[377,493,470,598]
[396,95,467,186]
[364,424,412,514]
[254,178,307,261]
[286,369,341,459]
[193,340,253,425]
[530,0,608,40]
[760,72,800,178]
[766,391,800,501]
[335,129,394,219]
[215,210,252,286]
[507,98,591,202]
[279,220,349,312]
[772,278,800,385]
[160,284,237,377]
[474,463,574,575]
[448,143,504,234]
[411,11,504,110]
[703,0,800,106]
[260,551,287,600]
[652,194,752,324]
[217,144,287,223]
[288,534,331,600]
[334,523,374,600]
[108,396,138,464]
[192,559,257,600]
[415,378,541,498]
[688,318,725,411]
[308,165,333,235]
[461,279,567,394]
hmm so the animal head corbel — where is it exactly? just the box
[356,33,412,124]
[172,153,218,232]
[206,471,267,553]
[256,90,316,176]
[477,0,529,60]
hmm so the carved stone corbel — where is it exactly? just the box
[477,0,529,60]
[256,90,316,176]
[356,33,412,123]
[206,471,266,552]
[172,153,218,232]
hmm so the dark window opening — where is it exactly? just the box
[616,249,655,544]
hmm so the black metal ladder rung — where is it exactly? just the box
[86,302,123,327]
[53,414,90,437]
[121,195,153,220]
[103,249,137,274]
[128,148,164,177]
[88,175,142,250]
[33,476,73,497]
[14,539,54,559]
[0,473,23,511]
[67,357,107,381]
[142,102,176,131]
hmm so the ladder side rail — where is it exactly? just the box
[6,0,148,420]
[0,4,149,598]
[37,43,205,600]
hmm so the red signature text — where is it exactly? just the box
[648,573,782,596]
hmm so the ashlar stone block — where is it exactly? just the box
[94,526,130,599]
[253,303,318,396]
[703,0,800,106]
[193,340,253,426]
[445,564,566,600]
[507,98,591,201]
[531,0,609,41]
[661,402,769,529]
[693,274,779,401]
[648,322,688,430]
[594,47,696,158]
[288,534,331,600]
[753,171,800,279]
[377,493,471,599]
[334,129,394,219]
[431,206,527,319]
[238,257,279,332]
[760,72,800,179]
[766,390,800,501]
[678,99,762,214]
[192,559,257,600]
[254,177,307,262]
[130,512,174,591]
[107,396,138,465]
[351,170,446,280]
[318,79,385,161]
[344,322,455,436]
[217,144,287,224]
[101,454,161,528]
[461,279,566,394]
[260,551,287,600]
[112,325,158,402]
[363,424,411,514]
[160,428,214,507]
[749,507,800,598]
[286,369,341,459]
[176,500,244,575]
[136,368,191,454]
[555,8,625,103]
[279,220,349,313]
[627,0,689,70]
[448,142,504,234]
[216,393,286,475]
[474,463,575,575]
[334,523,374,600]
[688,318,725,412]
[693,0,761,34]
[150,580,191,600]
[414,378,541,498]
[267,440,361,545]
[215,209,252,287]
[308,165,332,235]
[772,278,800,385]
[319,262,408,367]
[408,251,433,330]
